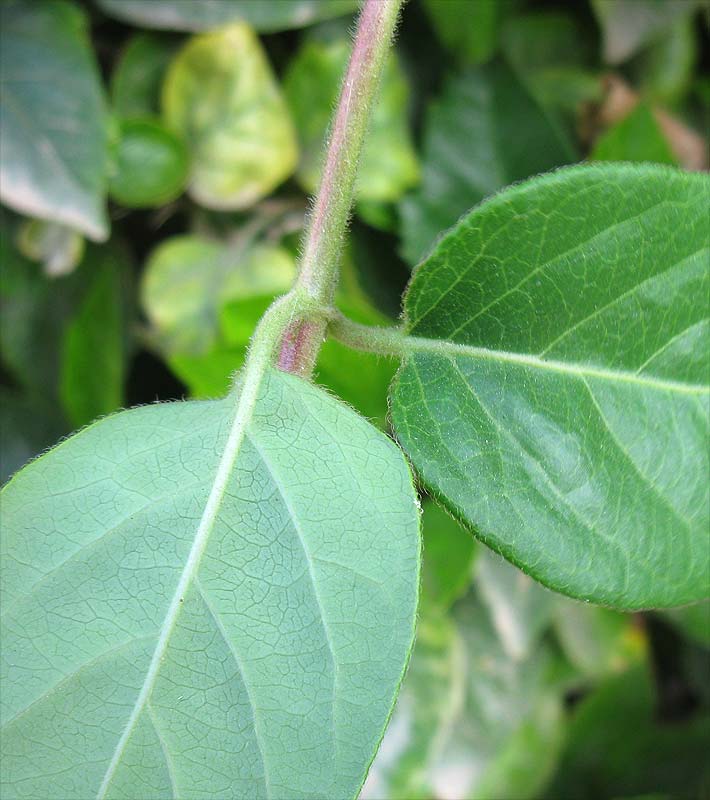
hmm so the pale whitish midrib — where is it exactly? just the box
[404,334,708,396]
[96,367,267,800]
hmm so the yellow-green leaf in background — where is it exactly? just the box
[141,234,295,355]
[162,23,298,210]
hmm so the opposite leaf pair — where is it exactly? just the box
[1,163,707,799]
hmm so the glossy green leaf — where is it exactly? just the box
[111,33,179,118]
[423,0,505,65]
[96,0,358,33]
[592,0,701,64]
[0,368,420,799]
[591,103,676,165]
[0,0,109,240]
[421,501,477,610]
[399,62,574,265]
[162,23,298,210]
[109,118,189,208]
[284,39,418,202]
[544,666,710,799]
[391,164,710,608]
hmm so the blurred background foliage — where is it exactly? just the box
[0,0,708,797]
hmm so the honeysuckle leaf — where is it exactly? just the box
[423,0,505,65]
[0,0,109,240]
[0,219,129,431]
[162,23,298,210]
[399,62,575,266]
[590,103,676,165]
[111,33,180,118]
[421,501,477,611]
[544,665,710,799]
[95,0,359,33]
[552,599,645,679]
[390,164,710,609]
[475,550,555,661]
[361,604,466,800]
[592,0,702,64]
[0,368,420,799]
[109,118,189,208]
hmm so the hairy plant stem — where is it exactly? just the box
[328,312,410,357]
[276,0,404,376]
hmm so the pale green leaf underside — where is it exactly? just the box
[391,164,709,609]
[1,369,419,799]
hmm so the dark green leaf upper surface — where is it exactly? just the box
[391,164,709,609]
[0,1,109,240]
[1,369,420,799]
[399,62,575,266]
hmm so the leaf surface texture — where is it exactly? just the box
[391,164,709,608]
[1,369,420,799]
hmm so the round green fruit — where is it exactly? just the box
[109,117,189,208]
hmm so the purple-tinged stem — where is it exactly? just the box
[278,0,404,376]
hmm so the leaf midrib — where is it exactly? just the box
[96,364,266,798]
[401,334,707,396]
